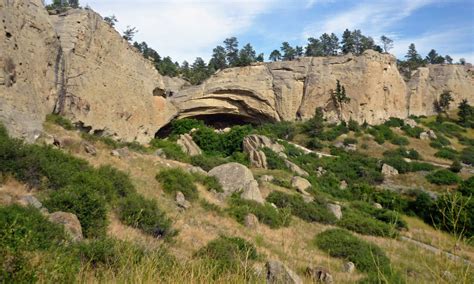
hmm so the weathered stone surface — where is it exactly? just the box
[48,211,83,242]
[248,149,268,169]
[306,266,334,284]
[266,260,302,284]
[111,147,130,158]
[244,213,259,229]
[403,118,418,128]
[176,134,202,156]
[285,160,309,177]
[0,192,13,206]
[240,180,264,204]
[176,191,191,209]
[259,175,274,182]
[243,135,286,168]
[0,0,60,142]
[343,262,355,273]
[340,180,348,189]
[19,195,43,209]
[419,132,430,140]
[208,163,255,196]
[373,202,383,209]
[327,203,342,220]
[291,176,311,194]
[82,141,97,156]
[428,130,437,139]
[382,163,399,177]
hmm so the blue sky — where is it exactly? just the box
[53,0,474,63]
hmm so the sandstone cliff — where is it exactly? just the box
[173,51,474,125]
[0,0,60,141]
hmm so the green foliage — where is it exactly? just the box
[460,146,474,165]
[97,165,135,198]
[192,125,252,157]
[150,138,190,162]
[337,209,398,237]
[46,114,75,130]
[306,137,324,150]
[266,191,337,224]
[348,119,361,132]
[191,172,223,192]
[383,117,404,128]
[401,125,424,138]
[200,199,223,213]
[43,185,108,238]
[195,236,257,274]
[458,176,474,196]
[449,160,463,173]
[256,121,297,140]
[382,156,435,174]
[426,169,461,185]
[228,195,291,229]
[170,119,204,136]
[458,99,474,126]
[302,107,325,138]
[190,154,227,171]
[343,137,357,145]
[156,168,198,201]
[319,123,349,141]
[261,147,287,170]
[315,229,401,282]
[367,125,394,144]
[118,193,174,238]
[434,148,459,160]
[390,135,409,146]
[351,201,407,230]
[383,147,421,160]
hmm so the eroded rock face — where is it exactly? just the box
[266,260,302,284]
[49,9,179,143]
[177,134,202,156]
[0,0,60,142]
[48,211,83,242]
[208,163,255,195]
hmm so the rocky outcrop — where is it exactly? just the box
[176,134,202,156]
[48,211,83,242]
[291,176,311,195]
[382,163,399,177]
[243,134,285,168]
[266,260,302,284]
[0,0,60,142]
[49,9,179,143]
[327,203,342,220]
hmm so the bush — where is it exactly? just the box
[383,148,421,160]
[315,229,398,281]
[191,172,223,192]
[460,146,474,165]
[434,148,459,160]
[319,123,349,141]
[384,117,404,128]
[195,236,257,274]
[426,169,461,185]
[192,125,252,157]
[390,135,409,146]
[43,185,108,238]
[46,114,75,130]
[118,193,174,238]
[367,125,395,145]
[343,137,357,146]
[228,195,291,229]
[256,121,296,140]
[459,176,474,196]
[190,154,227,171]
[170,118,204,136]
[449,160,462,173]
[0,205,67,251]
[306,137,324,150]
[97,165,135,198]
[401,125,424,138]
[78,238,120,267]
[351,201,407,230]
[429,140,444,149]
[150,138,190,162]
[261,147,287,170]
[156,168,198,201]
[337,209,398,237]
[266,191,336,224]
[348,119,361,132]
[383,157,435,173]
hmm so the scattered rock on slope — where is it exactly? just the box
[266,260,302,284]
[381,163,399,177]
[48,211,83,242]
[176,133,202,156]
[291,176,311,195]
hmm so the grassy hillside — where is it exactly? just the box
[1,107,473,283]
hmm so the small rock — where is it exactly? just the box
[381,163,399,177]
[111,147,130,158]
[259,175,274,182]
[0,193,13,206]
[343,262,355,273]
[244,213,259,229]
[176,191,191,209]
[266,260,302,284]
[419,132,430,140]
[442,270,455,282]
[404,118,418,128]
[48,211,83,242]
[327,203,342,220]
[176,133,202,156]
[316,167,326,177]
[427,130,437,139]
[19,195,42,209]
[188,166,207,176]
[154,148,166,158]
[284,160,309,177]
[345,144,357,151]
[241,180,264,204]
[291,176,311,195]
[306,266,333,284]
[302,195,314,203]
[82,141,97,156]
[339,180,348,190]
[270,203,277,209]
[53,136,76,148]
[373,202,383,209]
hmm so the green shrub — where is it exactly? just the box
[384,117,404,128]
[150,138,190,162]
[337,209,398,237]
[195,236,257,274]
[228,195,291,229]
[343,137,357,146]
[191,172,223,192]
[200,199,223,213]
[118,193,174,238]
[77,238,145,268]
[383,148,421,160]
[401,125,424,138]
[383,157,435,173]
[261,147,287,170]
[266,191,336,224]
[434,148,459,160]
[306,137,324,150]
[409,161,436,172]
[170,119,204,136]
[271,177,293,189]
[319,123,349,141]
[348,119,361,132]
[43,185,108,238]
[315,229,397,279]
[46,114,75,130]
[449,160,462,173]
[97,165,135,198]
[156,168,198,201]
[429,140,444,149]
[367,125,395,144]
[459,176,474,196]
[256,121,296,140]
[192,125,252,157]
[371,190,408,212]
[390,135,409,146]
[0,205,67,251]
[351,201,407,230]
[426,169,461,185]
[190,154,227,171]
[460,146,474,165]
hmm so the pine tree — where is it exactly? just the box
[380,35,393,53]
[305,37,323,57]
[224,37,239,67]
[237,43,256,66]
[280,42,296,61]
[331,80,350,121]
[341,29,355,54]
[458,99,472,125]
[208,45,227,71]
[269,50,282,61]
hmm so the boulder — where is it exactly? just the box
[266,260,302,284]
[208,163,255,196]
[19,195,42,209]
[316,167,326,177]
[244,213,259,229]
[291,176,311,194]
[240,180,264,204]
[259,175,274,182]
[176,133,202,156]
[154,148,166,158]
[176,191,191,209]
[381,163,399,177]
[284,160,309,177]
[339,180,348,190]
[243,135,285,168]
[306,267,334,284]
[48,211,83,242]
[248,149,268,169]
[111,147,130,158]
[82,141,97,156]
[373,203,383,209]
[404,118,418,128]
[419,132,430,140]
[327,203,342,220]
[343,262,355,273]
[428,130,437,139]
[345,144,357,151]
[188,166,207,176]
[53,136,76,148]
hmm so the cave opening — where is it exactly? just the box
[155,113,272,138]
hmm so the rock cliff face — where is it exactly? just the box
[0,0,60,141]
[49,9,178,143]
[173,51,474,125]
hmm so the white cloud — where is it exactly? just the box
[81,0,279,62]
